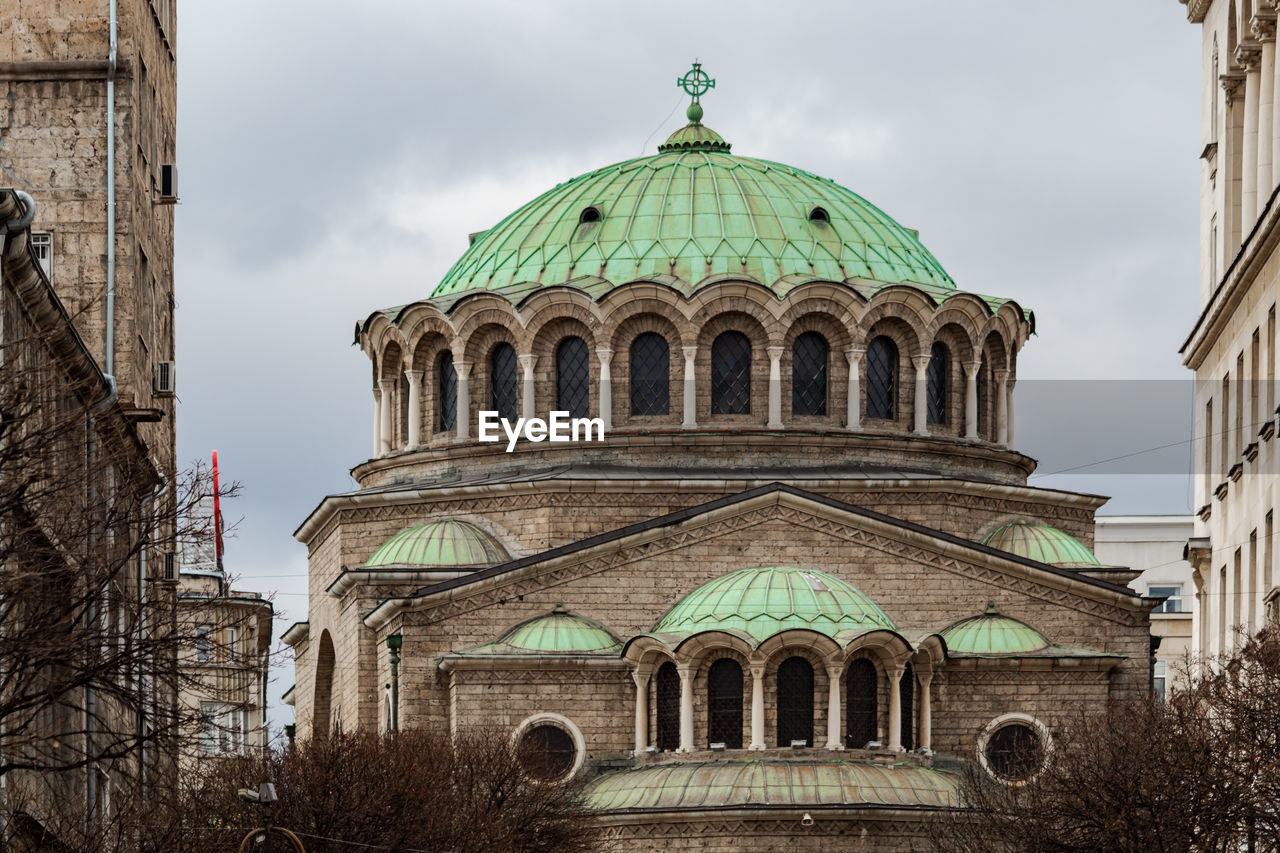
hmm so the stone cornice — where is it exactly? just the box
[0,59,132,81]
[1183,0,1212,24]
[1183,179,1280,366]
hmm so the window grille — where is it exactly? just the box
[438,351,457,431]
[655,662,680,751]
[845,659,878,748]
[927,342,949,425]
[776,656,814,747]
[630,333,670,415]
[706,659,743,749]
[711,331,751,414]
[866,336,898,420]
[517,724,575,781]
[556,336,590,418]
[900,663,915,751]
[985,723,1043,781]
[490,343,518,421]
[792,332,828,416]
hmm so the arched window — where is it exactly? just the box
[556,336,590,418]
[630,332,669,416]
[776,656,814,747]
[792,332,828,416]
[845,659,878,749]
[707,659,743,749]
[438,351,457,432]
[976,356,990,438]
[926,342,949,425]
[866,336,898,420]
[900,663,915,751]
[655,662,680,752]
[711,331,751,414]
[490,343,518,422]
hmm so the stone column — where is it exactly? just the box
[1006,377,1017,447]
[632,668,651,755]
[995,370,1010,446]
[911,354,930,436]
[454,360,471,441]
[677,663,695,752]
[767,346,784,428]
[378,379,394,455]
[963,361,981,440]
[682,346,698,429]
[1242,42,1262,225]
[825,663,843,750]
[749,663,766,750]
[918,670,933,751]
[1273,24,1280,192]
[1259,19,1277,197]
[372,387,383,458]
[518,354,537,420]
[597,349,613,431]
[404,369,422,449]
[845,348,863,430]
[887,665,904,751]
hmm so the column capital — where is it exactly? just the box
[824,661,844,679]
[910,353,931,372]
[749,662,766,679]
[767,346,785,361]
[676,661,695,676]
[403,368,423,385]
[993,368,1011,384]
[453,360,471,380]
[916,669,934,688]
[1254,14,1278,43]
[844,347,865,363]
[962,360,983,379]
[596,348,613,365]
[631,666,652,687]
[1237,41,1264,71]
[378,378,395,392]
[681,345,698,360]
[1222,71,1247,104]
[517,353,537,369]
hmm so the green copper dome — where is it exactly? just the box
[364,519,509,569]
[653,566,895,641]
[940,603,1050,655]
[461,605,621,657]
[982,521,1103,569]
[431,125,955,299]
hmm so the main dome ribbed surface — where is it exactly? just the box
[432,149,955,299]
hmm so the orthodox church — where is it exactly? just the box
[283,66,1154,851]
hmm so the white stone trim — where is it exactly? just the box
[511,712,587,781]
[976,712,1052,785]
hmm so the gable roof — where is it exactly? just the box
[362,483,1141,630]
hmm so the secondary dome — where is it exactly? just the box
[982,521,1103,568]
[940,603,1050,655]
[431,117,954,300]
[364,519,509,569]
[652,566,895,641]
[461,605,621,656]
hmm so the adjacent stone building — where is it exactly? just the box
[285,72,1157,850]
[1179,0,1280,656]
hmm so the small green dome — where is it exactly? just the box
[940,603,1050,655]
[364,519,508,569]
[431,143,955,300]
[653,567,895,641]
[982,521,1102,569]
[467,605,621,656]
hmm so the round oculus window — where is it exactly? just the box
[517,723,576,782]
[983,722,1044,782]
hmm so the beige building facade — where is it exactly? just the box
[286,79,1159,850]
[1180,0,1280,657]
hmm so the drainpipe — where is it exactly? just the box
[105,0,118,376]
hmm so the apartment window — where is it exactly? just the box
[1149,585,1184,614]
[1250,529,1259,633]
[30,232,51,278]
[1219,566,1227,651]
[1153,660,1168,700]
[1269,305,1277,415]
[1267,511,1275,597]
[223,626,239,663]
[1237,352,1245,457]
[199,701,218,753]
[195,624,213,663]
[1222,375,1231,470]
[1211,215,1219,285]
[1252,330,1261,432]
[1205,399,1214,484]
[1234,549,1243,638]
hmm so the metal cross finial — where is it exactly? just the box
[677,62,715,103]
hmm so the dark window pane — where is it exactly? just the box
[977,356,990,438]
[630,333,670,416]
[438,351,457,431]
[556,336,590,418]
[900,663,915,751]
[707,659,743,749]
[792,332,828,416]
[711,331,751,414]
[927,342,948,425]
[985,723,1044,781]
[517,724,575,781]
[655,662,680,752]
[776,656,814,747]
[490,343,518,421]
[845,659,878,749]
[866,336,898,420]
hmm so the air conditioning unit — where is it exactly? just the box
[163,551,177,580]
[158,164,178,203]
[154,361,176,396]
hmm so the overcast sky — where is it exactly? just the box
[172,1,1203,725]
